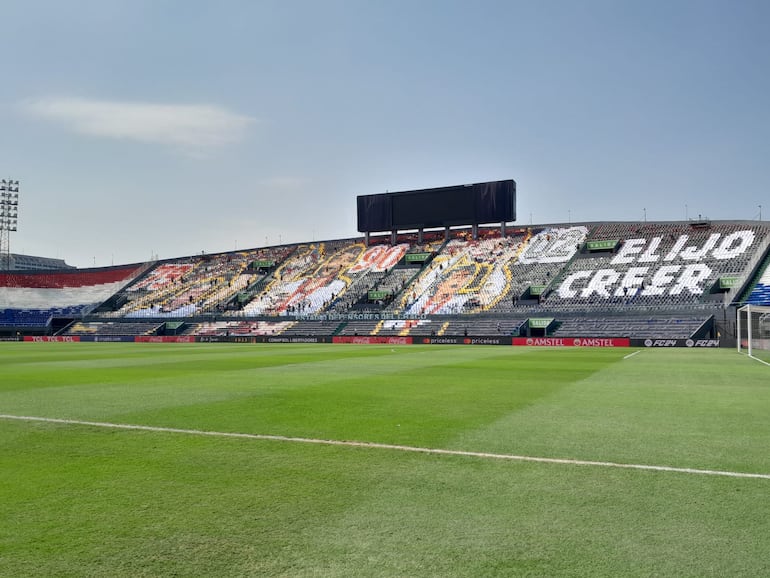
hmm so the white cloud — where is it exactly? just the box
[21,96,256,154]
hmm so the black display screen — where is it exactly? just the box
[357,180,515,232]
[356,192,391,232]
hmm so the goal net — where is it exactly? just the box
[737,304,770,363]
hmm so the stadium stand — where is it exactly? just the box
[0,265,144,331]
[336,320,382,336]
[543,221,770,311]
[183,320,295,337]
[4,253,75,271]
[234,240,364,316]
[64,321,165,336]
[4,220,769,341]
[230,239,419,317]
[324,243,411,312]
[550,316,711,339]
[278,320,344,336]
[374,318,438,336]
[389,226,587,316]
[745,257,770,305]
[104,247,294,318]
[439,318,528,337]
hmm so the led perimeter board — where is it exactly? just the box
[357,179,516,233]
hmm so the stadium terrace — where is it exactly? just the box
[1,180,769,348]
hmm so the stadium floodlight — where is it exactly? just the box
[0,178,20,270]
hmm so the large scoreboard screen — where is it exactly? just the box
[357,179,515,233]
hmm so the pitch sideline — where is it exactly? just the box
[2,413,769,481]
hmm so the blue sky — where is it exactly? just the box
[2,0,769,268]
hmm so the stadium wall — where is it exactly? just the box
[15,334,721,347]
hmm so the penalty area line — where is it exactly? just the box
[2,413,770,481]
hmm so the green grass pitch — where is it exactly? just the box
[1,343,769,577]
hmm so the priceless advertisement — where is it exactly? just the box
[418,336,509,346]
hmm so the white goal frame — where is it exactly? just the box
[736,304,770,360]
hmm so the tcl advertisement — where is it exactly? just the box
[23,336,81,342]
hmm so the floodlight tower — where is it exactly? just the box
[0,179,20,270]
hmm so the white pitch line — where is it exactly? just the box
[737,351,770,367]
[749,354,770,367]
[623,350,642,360]
[2,413,770,480]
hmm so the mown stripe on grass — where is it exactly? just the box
[2,413,769,480]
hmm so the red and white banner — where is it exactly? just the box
[134,336,195,343]
[1,265,142,309]
[333,336,412,345]
[23,335,81,342]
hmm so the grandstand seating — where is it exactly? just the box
[279,320,344,336]
[1,309,53,327]
[105,247,294,318]
[388,226,588,316]
[64,321,164,336]
[543,222,770,311]
[184,320,294,337]
[6,253,74,271]
[375,318,437,336]
[324,243,413,311]
[336,320,382,336]
[0,265,144,327]
[4,220,769,341]
[235,240,413,317]
[235,241,361,316]
[445,318,527,336]
[746,258,770,305]
[551,316,710,339]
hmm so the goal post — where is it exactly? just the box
[737,304,770,361]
